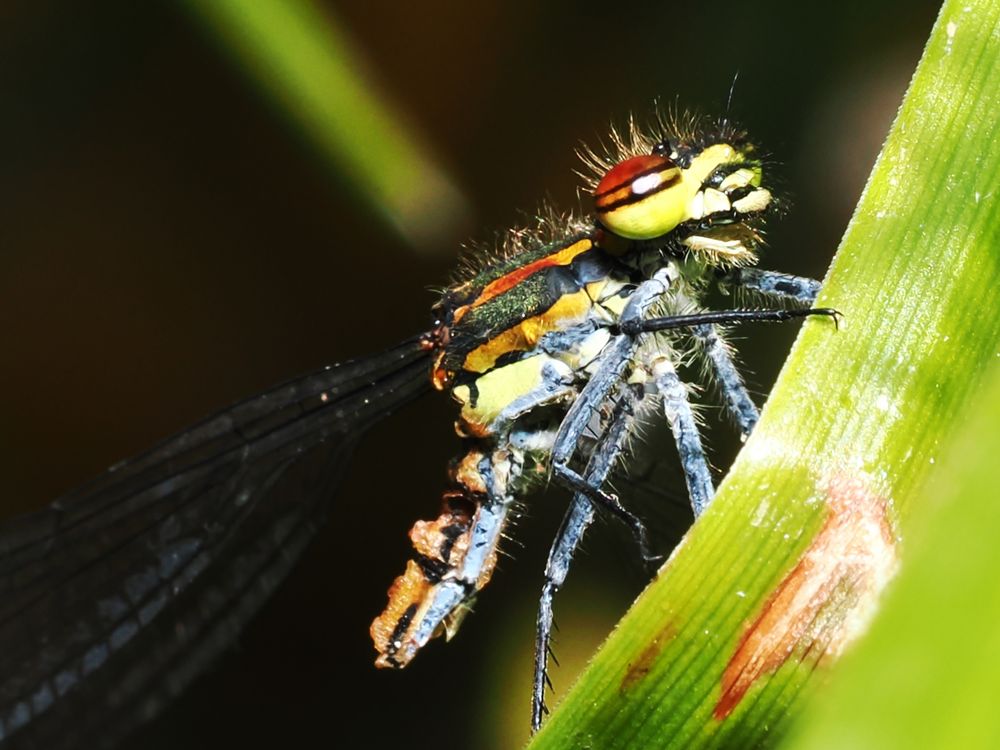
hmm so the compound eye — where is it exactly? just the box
[593,154,684,240]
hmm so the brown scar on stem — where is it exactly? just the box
[620,620,677,693]
[714,472,898,720]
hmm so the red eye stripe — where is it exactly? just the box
[593,154,679,211]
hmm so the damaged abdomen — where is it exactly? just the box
[370,449,518,668]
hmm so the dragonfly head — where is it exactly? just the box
[583,113,773,265]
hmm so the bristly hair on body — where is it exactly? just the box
[447,202,591,286]
[575,105,752,191]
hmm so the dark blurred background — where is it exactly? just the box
[0,1,939,747]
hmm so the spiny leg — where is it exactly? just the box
[637,303,835,437]
[550,270,675,560]
[721,267,821,305]
[532,387,638,731]
[693,323,760,439]
[651,356,714,517]
[550,372,653,562]
[616,306,839,335]
[535,275,832,723]
[625,306,837,438]
[551,270,675,466]
[611,302,837,515]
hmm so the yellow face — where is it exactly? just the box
[593,141,771,251]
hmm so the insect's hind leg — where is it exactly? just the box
[532,386,638,732]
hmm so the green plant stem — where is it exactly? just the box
[778,355,1000,749]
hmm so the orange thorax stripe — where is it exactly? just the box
[452,238,593,325]
[472,238,593,308]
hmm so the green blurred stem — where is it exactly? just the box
[185,0,469,250]
[530,0,1000,747]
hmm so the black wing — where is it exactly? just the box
[0,337,432,750]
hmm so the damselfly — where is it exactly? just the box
[0,108,835,749]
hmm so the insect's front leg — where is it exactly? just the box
[720,267,822,305]
[633,297,837,441]
[705,250,823,434]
